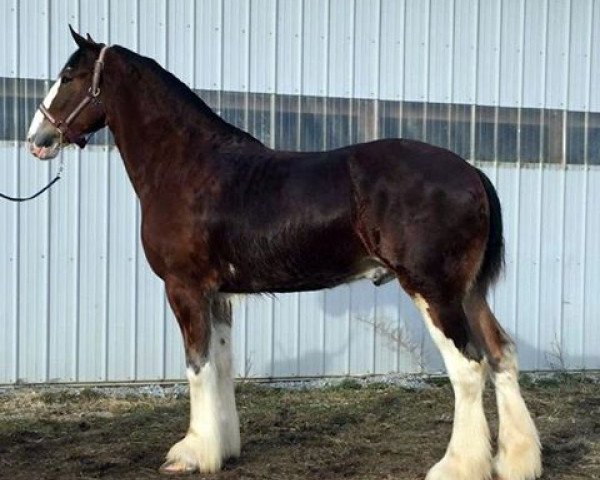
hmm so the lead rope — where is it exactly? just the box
[0,152,65,202]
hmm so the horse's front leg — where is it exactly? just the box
[160,278,240,474]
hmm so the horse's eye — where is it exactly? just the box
[61,68,74,83]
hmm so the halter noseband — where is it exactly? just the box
[38,45,109,148]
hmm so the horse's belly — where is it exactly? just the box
[218,254,395,294]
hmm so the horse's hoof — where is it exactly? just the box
[161,433,223,474]
[159,460,197,475]
[426,455,492,480]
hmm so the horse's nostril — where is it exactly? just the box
[35,130,58,148]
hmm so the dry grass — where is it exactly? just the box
[0,374,599,479]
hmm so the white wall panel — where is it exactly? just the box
[0,144,19,385]
[195,0,223,91]
[428,0,453,104]
[536,168,566,370]
[403,0,429,102]
[476,1,501,106]
[545,1,570,110]
[166,0,194,87]
[276,0,302,95]
[301,0,328,97]
[327,0,354,98]
[249,0,277,94]
[584,172,600,366]
[4,1,600,111]
[106,148,136,381]
[522,0,547,109]
[590,1,600,112]
[378,0,405,101]
[222,0,249,93]
[567,0,593,112]
[499,0,524,107]
[452,0,478,104]
[47,148,79,382]
[76,148,109,382]
[353,0,380,99]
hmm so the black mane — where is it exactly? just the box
[112,45,262,145]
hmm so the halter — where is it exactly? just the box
[38,45,109,148]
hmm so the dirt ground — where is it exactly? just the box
[0,374,599,480]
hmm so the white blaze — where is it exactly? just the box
[27,78,62,139]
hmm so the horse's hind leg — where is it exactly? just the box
[160,278,240,474]
[413,295,492,480]
[464,292,542,480]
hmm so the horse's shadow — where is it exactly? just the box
[249,279,600,379]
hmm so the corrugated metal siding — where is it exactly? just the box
[1,0,600,384]
[1,0,600,111]
[3,146,600,384]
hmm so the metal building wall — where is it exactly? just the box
[1,0,600,384]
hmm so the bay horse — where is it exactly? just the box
[27,28,541,480]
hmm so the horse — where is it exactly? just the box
[26,28,542,480]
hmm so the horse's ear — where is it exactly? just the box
[86,33,96,44]
[69,24,92,49]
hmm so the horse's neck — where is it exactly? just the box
[102,52,261,201]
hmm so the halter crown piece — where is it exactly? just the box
[39,45,109,148]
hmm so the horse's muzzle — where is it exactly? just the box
[27,140,61,160]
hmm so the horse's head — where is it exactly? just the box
[27,26,109,160]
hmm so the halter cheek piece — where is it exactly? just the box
[38,45,109,148]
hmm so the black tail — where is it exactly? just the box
[474,168,505,296]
